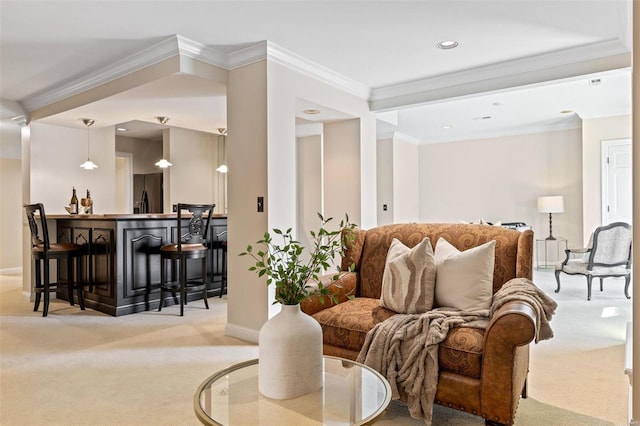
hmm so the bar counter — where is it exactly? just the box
[51,213,227,316]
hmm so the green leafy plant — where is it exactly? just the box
[239,213,356,305]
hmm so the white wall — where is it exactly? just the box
[227,60,270,341]
[0,122,23,272]
[324,119,361,227]
[376,138,393,225]
[419,128,583,249]
[393,133,420,223]
[115,135,162,175]
[166,127,218,208]
[297,134,322,264]
[582,114,632,245]
[0,158,22,271]
[29,122,116,214]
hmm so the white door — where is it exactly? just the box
[602,139,632,225]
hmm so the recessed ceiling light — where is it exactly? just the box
[116,127,128,132]
[303,109,320,115]
[472,116,492,121]
[442,125,452,129]
[436,40,458,50]
[560,110,573,114]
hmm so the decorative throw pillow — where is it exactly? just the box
[380,237,436,314]
[434,238,496,311]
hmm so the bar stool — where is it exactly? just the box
[212,230,227,298]
[24,203,85,317]
[158,203,215,316]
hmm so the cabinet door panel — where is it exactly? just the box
[92,228,115,299]
[124,228,166,298]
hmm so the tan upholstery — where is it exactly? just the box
[302,223,535,426]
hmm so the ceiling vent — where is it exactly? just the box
[589,78,602,86]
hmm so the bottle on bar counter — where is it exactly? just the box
[86,189,93,214]
[70,187,79,214]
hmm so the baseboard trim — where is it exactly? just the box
[0,267,23,275]
[225,323,259,344]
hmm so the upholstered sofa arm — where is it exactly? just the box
[480,300,536,424]
[300,272,358,316]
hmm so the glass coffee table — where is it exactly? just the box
[194,356,392,425]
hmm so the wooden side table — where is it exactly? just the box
[535,237,568,269]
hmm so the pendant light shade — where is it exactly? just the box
[155,159,172,168]
[80,118,98,170]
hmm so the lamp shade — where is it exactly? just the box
[537,196,564,213]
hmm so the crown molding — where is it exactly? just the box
[265,42,371,100]
[228,40,371,100]
[22,36,371,114]
[175,34,228,68]
[227,41,268,69]
[370,38,631,111]
[393,131,421,145]
[23,35,228,112]
[420,120,582,145]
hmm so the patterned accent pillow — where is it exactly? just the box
[379,237,436,314]
[434,237,495,311]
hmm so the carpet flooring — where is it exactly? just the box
[0,269,630,425]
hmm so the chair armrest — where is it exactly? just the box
[480,301,536,421]
[560,247,591,266]
[568,247,589,254]
[300,272,357,316]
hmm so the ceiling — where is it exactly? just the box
[0,1,632,144]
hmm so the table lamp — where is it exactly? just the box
[537,196,564,240]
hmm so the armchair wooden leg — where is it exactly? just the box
[587,276,593,301]
[625,276,631,299]
[554,270,561,293]
[521,378,528,399]
[599,277,604,292]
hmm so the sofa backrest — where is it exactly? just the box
[341,223,533,299]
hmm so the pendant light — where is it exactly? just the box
[216,128,228,173]
[80,118,98,170]
[154,116,172,168]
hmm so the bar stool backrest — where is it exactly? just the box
[177,203,215,250]
[24,203,50,251]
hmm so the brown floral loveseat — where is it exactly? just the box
[301,223,535,426]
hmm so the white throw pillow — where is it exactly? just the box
[434,238,496,311]
[380,237,436,314]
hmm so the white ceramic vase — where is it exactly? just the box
[258,303,323,400]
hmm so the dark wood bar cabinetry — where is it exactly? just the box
[51,214,227,316]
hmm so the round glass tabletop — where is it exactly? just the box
[194,356,392,425]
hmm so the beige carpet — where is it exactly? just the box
[0,270,630,425]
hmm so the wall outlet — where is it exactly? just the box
[383,204,388,211]
[257,196,264,212]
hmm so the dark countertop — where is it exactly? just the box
[48,213,227,220]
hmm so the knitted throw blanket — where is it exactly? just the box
[356,278,557,425]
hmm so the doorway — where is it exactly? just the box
[601,138,632,225]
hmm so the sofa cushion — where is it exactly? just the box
[438,326,485,379]
[380,237,436,314]
[312,298,396,352]
[434,238,495,311]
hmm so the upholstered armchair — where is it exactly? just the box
[555,222,632,300]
